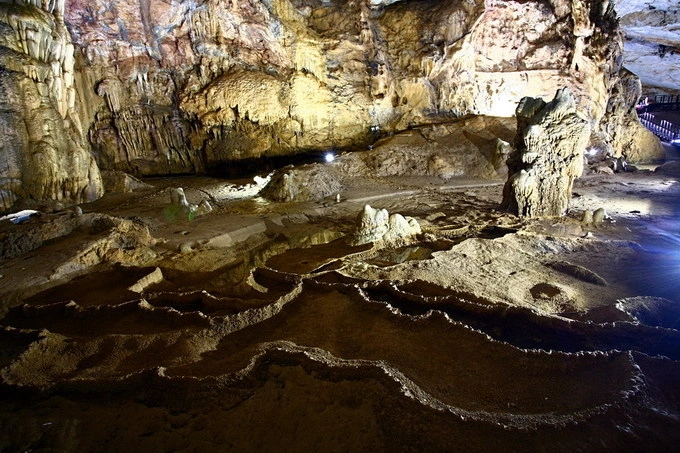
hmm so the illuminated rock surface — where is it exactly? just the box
[0,0,103,212]
[0,1,678,449]
[0,0,667,212]
[503,88,590,217]
[616,0,680,93]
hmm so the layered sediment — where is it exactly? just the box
[1,155,679,450]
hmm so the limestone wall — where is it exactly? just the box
[58,0,645,174]
[616,0,680,94]
[0,0,103,212]
[0,0,661,211]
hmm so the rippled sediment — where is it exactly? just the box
[1,176,680,452]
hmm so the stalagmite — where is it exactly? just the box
[502,88,591,217]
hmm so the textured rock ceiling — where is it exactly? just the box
[615,0,680,94]
[0,0,667,213]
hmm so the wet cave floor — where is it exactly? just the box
[1,171,680,452]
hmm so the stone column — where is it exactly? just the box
[502,88,591,217]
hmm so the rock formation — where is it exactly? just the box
[260,164,343,202]
[0,0,103,212]
[0,0,665,212]
[166,187,213,221]
[616,0,680,94]
[503,88,591,217]
[349,204,421,245]
[597,68,665,162]
[260,115,515,202]
[62,0,645,171]
[100,170,153,193]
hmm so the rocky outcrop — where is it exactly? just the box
[0,0,103,213]
[260,164,343,202]
[503,88,591,217]
[100,170,153,193]
[0,211,155,262]
[349,204,421,245]
[261,115,515,203]
[355,116,516,180]
[599,68,665,162]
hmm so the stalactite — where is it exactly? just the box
[0,0,103,212]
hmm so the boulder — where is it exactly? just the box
[260,165,342,202]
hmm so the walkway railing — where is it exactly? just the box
[639,113,680,142]
[638,95,680,142]
[639,95,680,112]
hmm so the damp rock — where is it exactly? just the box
[384,213,422,243]
[166,188,212,221]
[615,297,680,329]
[502,88,591,217]
[350,205,389,245]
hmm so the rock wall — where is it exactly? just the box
[0,0,659,211]
[0,0,103,212]
[599,68,665,162]
[61,0,642,175]
[616,0,680,94]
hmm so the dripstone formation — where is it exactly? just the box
[502,88,591,217]
[0,0,666,212]
[0,0,103,212]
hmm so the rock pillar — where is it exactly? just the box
[502,88,591,217]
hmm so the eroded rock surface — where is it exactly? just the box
[260,115,515,202]
[616,0,680,94]
[0,0,665,211]
[66,0,634,172]
[349,204,421,245]
[503,88,591,217]
[1,167,680,452]
[260,164,343,202]
[0,0,103,212]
